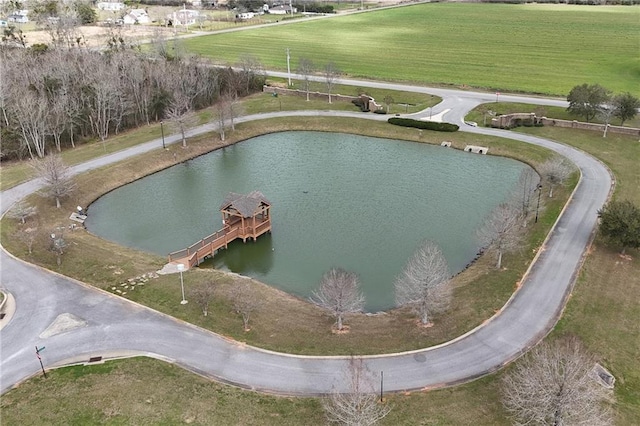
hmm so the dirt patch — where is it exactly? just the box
[23,25,173,48]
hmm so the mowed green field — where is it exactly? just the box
[182,3,639,96]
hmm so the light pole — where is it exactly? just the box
[160,120,165,149]
[429,106,433,120]
[285,48,291,87]
[177,263,188,304]
[535,184,543,223]
[35,346,47,378]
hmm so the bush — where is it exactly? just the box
[293,2,335,13]
[387,117,459,132]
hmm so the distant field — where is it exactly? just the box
[182,3,639,96]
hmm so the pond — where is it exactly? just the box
[86,131,529,311]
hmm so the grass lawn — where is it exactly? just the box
[2,120,636,424]
[468,103,640,423]
[0,357,508,425]
[181,3,640,96]
[526,127,640,425]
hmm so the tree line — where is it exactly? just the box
[0,46,266,161]
[566,83,639,126]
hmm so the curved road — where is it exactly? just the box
[0,81,611,395]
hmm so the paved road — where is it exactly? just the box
[0,82,610,396]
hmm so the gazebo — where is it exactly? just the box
[219,191,272,242]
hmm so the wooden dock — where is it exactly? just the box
[168,191,271,269]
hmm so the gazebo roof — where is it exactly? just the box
[219,191,271,218]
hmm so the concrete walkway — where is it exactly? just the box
[0,82,611,396]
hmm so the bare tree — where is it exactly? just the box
[14,227,39,255]
[477,202,522,269]
[238,54,266,95]
[11,90,49,159]
[324,62,340,104]
[214,96,232,142]
[297,57,314,102]
[43,9,82,49]
[33,155,76,208]
[6,200,37,224]
[166,91,197,148]
[323,357,391,426]
[394,240,451,326]
[311,268,365,331]
[87,69,125,149]
[502,337,613,426]
[539,158,572,198]
[514,168,541,225]
[191,283,216,317]
[382,95,394,114]
[598,104,615,138]
[231,280,259,331]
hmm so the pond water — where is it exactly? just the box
[86,131,528,311]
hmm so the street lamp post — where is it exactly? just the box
[285,48,291,87]
[535,184,543,223]
[160,120,165,149]
[177,263,188,304]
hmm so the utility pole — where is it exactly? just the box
[286,48,292,87]
[535,184,543,223]
[160,120,165,149]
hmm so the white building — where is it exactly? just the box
[7,10,28,23]
[97,2,125,11]
[170,9,199,26]
[123,9,150,25]
[236,12,254,20]
[269,5,296,15]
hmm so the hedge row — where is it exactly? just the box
[387,117,459,132]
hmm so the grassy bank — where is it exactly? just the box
[0,116,569,356]
[182,3,640,96]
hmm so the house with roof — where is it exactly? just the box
[236,12,255,20]
[169,9,199,26]
[122,9,150,25]
[268,5,296,15]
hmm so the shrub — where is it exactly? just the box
[387,117,459,132]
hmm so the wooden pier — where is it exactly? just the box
[168,191,271,268]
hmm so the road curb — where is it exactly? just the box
[0,290,15,331]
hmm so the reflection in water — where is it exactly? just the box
[86,131,529,311]
[204,233,274,275]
